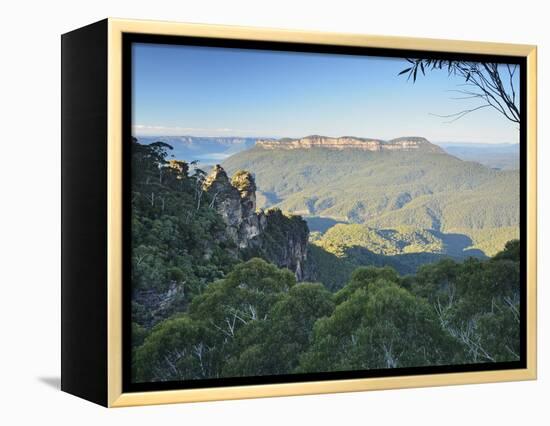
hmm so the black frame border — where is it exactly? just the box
[122,33,528,394]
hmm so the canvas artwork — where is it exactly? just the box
[128,41,523,388]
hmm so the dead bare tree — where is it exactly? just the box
[399,59,520,124]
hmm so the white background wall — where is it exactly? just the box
[1,0,547,423]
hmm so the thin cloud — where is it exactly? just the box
[132,124,261,136]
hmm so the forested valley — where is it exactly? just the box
[130,138,521,383]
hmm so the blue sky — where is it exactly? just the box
[132,43,519,144]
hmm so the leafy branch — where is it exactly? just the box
[399,59,520,124]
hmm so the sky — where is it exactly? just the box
[132,43,520,144]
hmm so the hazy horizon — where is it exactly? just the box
[132,133,520,146]
[132,43,520,144]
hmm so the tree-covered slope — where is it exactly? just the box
[131,139,311,327]
[223,146,519,255]
[133,242,521,382]
[306,224,488,289]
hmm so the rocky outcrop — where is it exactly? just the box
[258,209,309,281]
[203,165,265,248]
[133,281,186,327]
[256,135,444,153]
[203,165,309,280]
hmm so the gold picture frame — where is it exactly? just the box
[61,18,537,407]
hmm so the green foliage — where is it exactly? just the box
[223,147,519,256]
[223,283,334,377]
[410,240,521,363]
[299,242,521,372]
[243,208,309,263]
[450,226,519,258]
[134,259,335,381]
[133,243,521,382]
[492,239,520,262]
[130,138,521,383]
[131,138,238,326]
[131,322,148,349]
[305,244,356,291]
[133,316,220,382]
[230,169,256,192]
[299,277,457,372]
[314,224,444,256]
[306,223,484,287]
[188,258,297,374]
[189,258,296,340]
[333,266,401,304]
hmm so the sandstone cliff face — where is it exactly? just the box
[133,281,186,327]
[204,165,309,280]
[258,209,309,281]
[256,135,444,153]
[203,165,264,247]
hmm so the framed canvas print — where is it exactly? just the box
[61,18,537,407]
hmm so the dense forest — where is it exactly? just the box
[223,142,519,257]
[131,138,521,383]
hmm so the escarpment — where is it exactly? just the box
[256,135,444,153]
[203,166,264,246]
[203,165,309,280]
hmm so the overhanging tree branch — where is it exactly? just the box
[399,59,520,124]
[428,104,492,123]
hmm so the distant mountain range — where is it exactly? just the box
[136,136,257,164]
[133,133,519,275]
[256,135,445,153]
[134,135,519,170]
[438,142,519,170]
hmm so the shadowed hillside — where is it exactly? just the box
[223,137,519,256]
